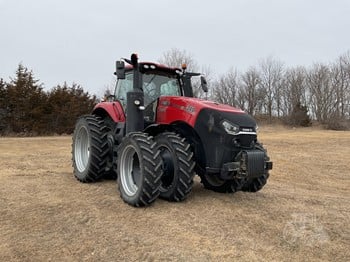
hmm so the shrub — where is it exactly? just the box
[285,102,311,127]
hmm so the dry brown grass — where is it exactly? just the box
[1,127,349,261]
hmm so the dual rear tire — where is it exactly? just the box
[116,132,162,207]
[155,132,195,202]
[73,118,195,207]
[116,132,195,206]
[72,115,110,182]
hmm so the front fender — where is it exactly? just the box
[92,101,125,123]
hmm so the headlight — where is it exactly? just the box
[221,120,240,135]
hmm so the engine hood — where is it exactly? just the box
[156,96,254,128]
[167,96,245,114]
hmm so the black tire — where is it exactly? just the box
[155,132,195,202]
[117,132,162,207]
[72,115,109,182]
[241,173,269,192]
[200,173,245,193]
[103,117,118,180]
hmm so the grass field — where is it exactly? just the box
[0,126,349,261]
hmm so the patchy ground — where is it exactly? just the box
[0,126,349,261]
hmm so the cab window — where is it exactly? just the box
[143,74,181,106]
[115,72,181,109]
[160,79,181,96]
[115,73,133,109]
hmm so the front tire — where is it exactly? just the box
[117,132,162,207]
[200,173,245,193]
[155,132,195,202]
[241,173,269,192]
[72,115,109,182]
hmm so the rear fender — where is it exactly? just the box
[92,101,125,123]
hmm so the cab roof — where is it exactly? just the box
[125,62,182,75]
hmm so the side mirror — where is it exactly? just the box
[200,76,208,93]
[115,61,125,79]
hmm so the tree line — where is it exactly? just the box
[0,64,97,135]
[1,49,349,136]
[212,52,350,129]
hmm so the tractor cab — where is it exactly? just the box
[113,57,207,128]
[114,58,207,100]
[114,63,183,109]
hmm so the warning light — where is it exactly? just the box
[131,53,138,65]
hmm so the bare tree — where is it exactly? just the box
[307,63,334,123]
[258,56,284,119]
[158,48,211,98]
[340,51,350,120]
[240,67,262,115]
[331,52,350,120]
[281,66,307,117]
[212,68,239,106]
[158,48,199,71]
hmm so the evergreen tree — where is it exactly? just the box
[289,102,311,127]
[47,82,97,134]
[0,78,8,133]
[6,64,47,134]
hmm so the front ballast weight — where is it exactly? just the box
[220,149,273,181]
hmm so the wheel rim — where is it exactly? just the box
[119,145,142,196]
[159,145,175,190]
[75,126,90,172]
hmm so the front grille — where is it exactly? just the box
[236,134,256,148]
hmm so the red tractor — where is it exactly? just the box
[72,54,272,207]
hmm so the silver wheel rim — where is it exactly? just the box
[119,145,140,196]
[75,126,90,172]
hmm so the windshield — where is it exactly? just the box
[115,72,181,109]
[143,73,181,105]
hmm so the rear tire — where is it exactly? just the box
[72,115,109,182]
[103,117,118,180]
[117,132,162,207]
[155,132,195,202]
[200,173,244,193]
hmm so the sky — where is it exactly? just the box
[0,0,349,96]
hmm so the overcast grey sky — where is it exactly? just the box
[1,0,349,96]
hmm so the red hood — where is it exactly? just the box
[157,96,245,127]
[161,96,244,113]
